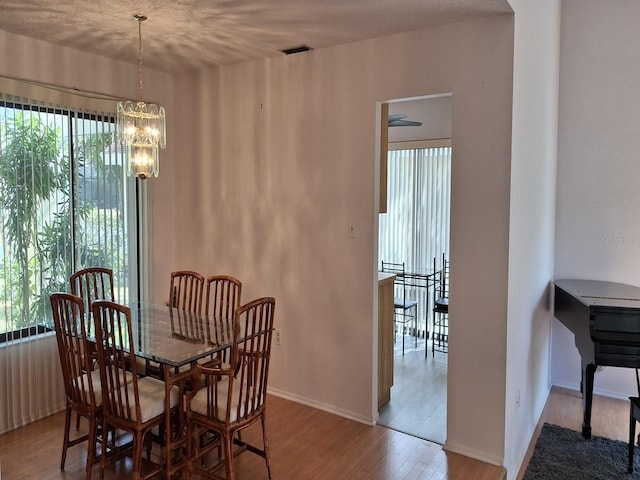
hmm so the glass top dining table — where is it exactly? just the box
[128,302,236,369]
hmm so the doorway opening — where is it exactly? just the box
[377,94,452,445]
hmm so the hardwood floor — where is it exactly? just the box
[0,394,505,480]
[378,336,448,444]
[516,386,630,479]
[378,345,633,480]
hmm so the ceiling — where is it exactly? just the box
[388,96,452,143]
[0,0,512,73]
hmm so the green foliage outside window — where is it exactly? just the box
[0,105,130,335]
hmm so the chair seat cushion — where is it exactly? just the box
[190,377,245,423]
[79,369,134,406]
[434,297,448,312]
[394,297,418,309]
[113,376,180,424]
[78,369,104,405]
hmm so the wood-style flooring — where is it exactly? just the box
[378,335,448,445]
[5,378,615,479]
[516,386,630,479]
[376,336,634,479]
[0,393,505,480]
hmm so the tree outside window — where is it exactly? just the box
[0,101,135,338]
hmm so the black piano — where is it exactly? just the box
[554,278,640,439]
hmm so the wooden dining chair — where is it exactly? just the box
[70,266,148,380]
[169,270,205,313]
[186,297,276,480]
[154,270,205,376]
[203,275,242,364]
[50,292,102,480]
[70,267,115,340]
[92,299,180,480]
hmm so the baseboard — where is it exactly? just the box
[510,383,552,480]
[267,386,376,427]
[443,439,504,467]
[551,381,631,402]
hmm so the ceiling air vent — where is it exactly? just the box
[280,45,313,55]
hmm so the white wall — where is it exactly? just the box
[504,0,560,478]
[0,30,173,108]
[0,13,530,470]
[553,0,640,401]
[169,15,514,465]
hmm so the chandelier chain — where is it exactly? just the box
[135,14,146,102]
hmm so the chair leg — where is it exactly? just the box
[223,432,235,480]
[132,431,143,480]
[85,413,97,480]
[261,415,272,480]
[99,417,108,480]
[431,312,436,357]
[630,402,636,474]
[61,404,72,470]
[185,421,194,480]
[392,311,397,344]
[414,311,418,349]
[425,312,430,358]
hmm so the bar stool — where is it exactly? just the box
[381,261,418,355]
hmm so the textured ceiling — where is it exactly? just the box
[0,0,513,73]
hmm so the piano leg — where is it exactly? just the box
[582,363,596,439]
[629,400,636,473]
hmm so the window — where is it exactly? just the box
[0,93,139,341]
[379,145,451,335]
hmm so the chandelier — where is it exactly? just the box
[117,14,166,180]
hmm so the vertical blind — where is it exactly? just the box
[0,92,137,433]
[379,146,451,336]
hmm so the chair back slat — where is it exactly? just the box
[227,297,275,424]
[204,275,241,362]
[204,275,242,319]
[381,261,413,305]
[169,270,204,313]
[70,267,115,338]
[92,300,141,423]
[50,293,97,407]
[433,254,450,300]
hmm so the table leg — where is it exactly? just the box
[162,364,193,479]
[163,365,174,479]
